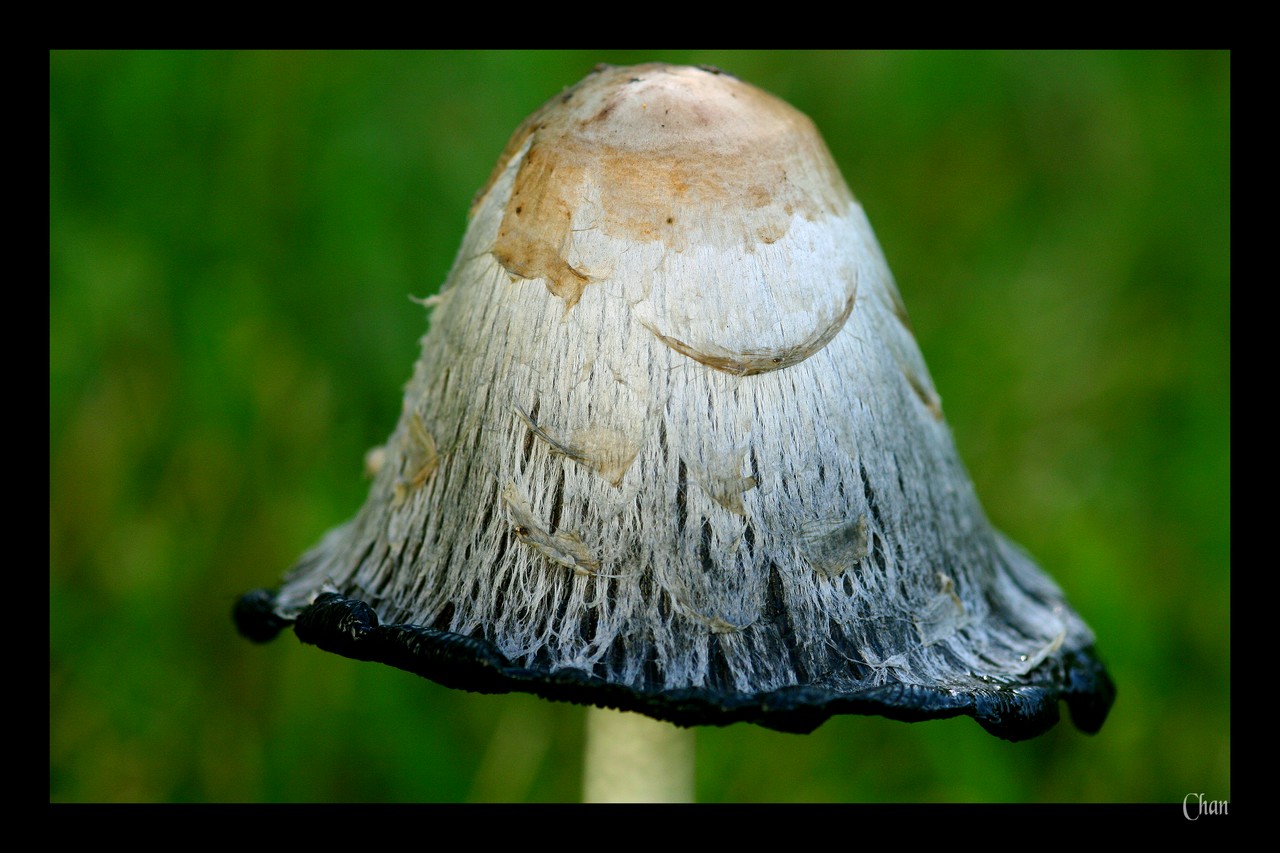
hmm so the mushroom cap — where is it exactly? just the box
[235,63,1114,740]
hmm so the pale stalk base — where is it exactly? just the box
[582,707,695,803]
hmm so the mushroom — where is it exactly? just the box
[235,64,1114,751]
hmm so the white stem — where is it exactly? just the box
[582,707,696,803]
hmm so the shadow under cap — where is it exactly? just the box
[235,62,1115,742]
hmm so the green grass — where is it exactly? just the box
[51,50,1229,802]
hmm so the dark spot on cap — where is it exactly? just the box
[697,65,738,81]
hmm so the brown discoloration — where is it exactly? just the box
[393,412,440,505]
[363,445,386,478]
[706,616,746,635]
[586,99,617,125]
[903,365,943,420]
[515,406,575,457]
[502,483,601,575]
[492,144,595,308]
[641,291,856,377]
[885,280,913,332]
[710,476,756,516]
[480,64,855,308]
[471,118,540,219]
[685,449,756,516]
[914,572,968,645]
[515,406,638,487]
[936,572,964,613]
[757,222,786,244]
[687,609,754,635]
[569,427,641,488]
[806,515,870,578]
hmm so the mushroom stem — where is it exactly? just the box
[582,707,695,803]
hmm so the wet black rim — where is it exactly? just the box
[235,588,1115,741]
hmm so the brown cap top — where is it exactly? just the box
[478,63,854,303]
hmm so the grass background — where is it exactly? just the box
[50,50,1229,803]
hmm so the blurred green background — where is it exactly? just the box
[50,50,1229,802]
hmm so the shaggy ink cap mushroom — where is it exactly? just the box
[235,63,1116,741]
